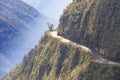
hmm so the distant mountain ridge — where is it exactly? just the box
[2,0,120,80]
[0,0,48,79]
[0,0,41,54]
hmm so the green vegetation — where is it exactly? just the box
[58,0,120,62]
[2,0,120,80]
[2,33,94,80]
[78,62,120,80]
[47,23,54,31]
[3,33,120,80]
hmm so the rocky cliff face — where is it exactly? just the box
[2,0,120,80]
[58,0,120,62]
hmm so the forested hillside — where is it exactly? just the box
[58,0,120,62]
[2,0,120,80]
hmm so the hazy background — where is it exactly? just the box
[0,0,72,79]
[22,0,72,27]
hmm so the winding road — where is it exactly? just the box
[49,31,120,65]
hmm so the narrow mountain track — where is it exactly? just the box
[49,31,120,65]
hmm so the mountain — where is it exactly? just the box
[0,0,48,78]
[58,0,120,62]
[2,0,120,80]
[22,0,72,19]
[22,0,72,27]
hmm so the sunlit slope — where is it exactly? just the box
[2,32,120,80]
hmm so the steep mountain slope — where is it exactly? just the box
[2,0,120,80]
[2,32,94,80]
[2,31,120,80]
[58,0,120,62]
[0,0,48,78]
